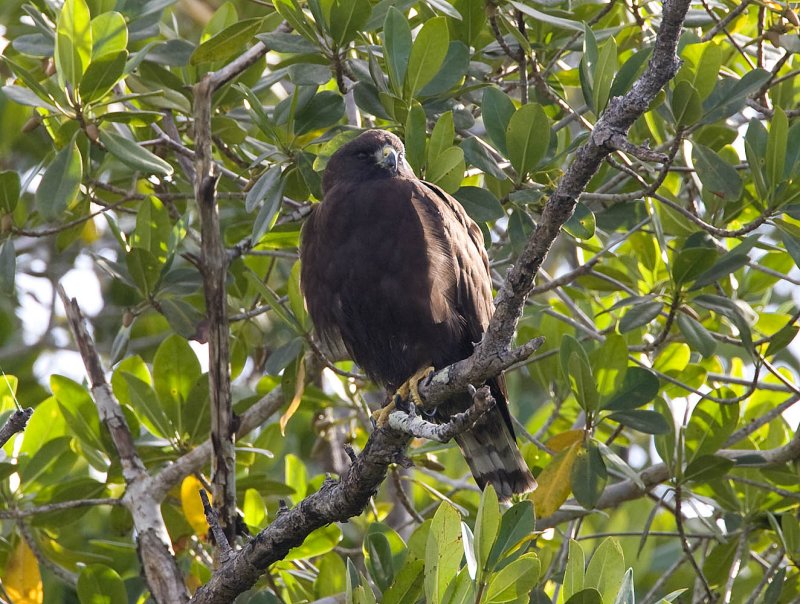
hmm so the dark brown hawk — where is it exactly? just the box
[300,129,536,501]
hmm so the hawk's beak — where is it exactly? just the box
[380,145,399,174]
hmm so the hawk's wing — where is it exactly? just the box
[409,180,537,500]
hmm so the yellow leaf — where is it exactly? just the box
[5,539,43,604]
[531,441,581,518]
[545,429,584,452]
[279,356,306,435]
[180,475,209,536]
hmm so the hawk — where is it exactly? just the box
[300,129,536,501]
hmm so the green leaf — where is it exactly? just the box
[590,333,628,398]
[506,103,550,180]
[568,351,599,413]
[51,375,108,470]
[601,366,659,411]
[36,142,83,220]
[126,247,162,295]
[405,17,449,97]
[294,90,344,134]
[691,252,749,289]
[55,0,92,88]
[79,50,128,104]
[766,106,788,203]
[592,37,618,114]
[99,130,174,176]
[618,301,663,333]
[671,80,702,127]
[585,537,624,603]
[484,553,540,603]
[453,187,504,223]
[702,540,738,588]
[257,32,318,53]
[132,196,172,263]
[0,240,15,296]
[683,454,734,483]
[153,335,201,437]
[475,484,500,583]
[509,1,584,31]
[285,522,342,561]
[190,18,264,65]
[91,12,128,58]
[315,553,347,598]
[122,372,173,439]
[694,294,752,352]
[460,137,507,180]
[672,246,719,287]
[692,43,723,100]
[441,566,474,604]
[424,502,463,604]
[284,453,308,500]
[330,0,370,46]
[450,0,485,46]
[563,539,585,601]
[383,7,412,95]
[563,203,596,240]
[428,112,455,165]
[692,143,742,202]
[418,41,470,97]
[77,564,127,604]
[745,118,769,201]
[383,559,424,604]
[364,532,395,590]
[609,47,651,99]
[405,102,427,173]
[571,442,607,510]
[676,314,717,358]
[486,500,534,571]
[685,399,739,462]
[427,147,464,188]
[765,321,799,357]
[608,410,671,434]
[482,87,515,155]
[560,334,591,383]
[702,68,770,123]
[565,588,603,604]
[0,170,20,213]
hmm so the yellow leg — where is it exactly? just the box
[372,366,435,427]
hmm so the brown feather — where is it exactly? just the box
[300,130,537,500]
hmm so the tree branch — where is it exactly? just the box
[57,285,189,603]
[0,408,33,448]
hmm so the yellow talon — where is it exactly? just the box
[371,399,397,428]
[407,366,434,407]
[372,366,434,428]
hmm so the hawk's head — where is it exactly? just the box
[322,130,414,194]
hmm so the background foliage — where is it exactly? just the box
[0,0,800,601]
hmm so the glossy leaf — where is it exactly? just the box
[79,50,128,104]
[55,0,92,88]
[506,103,550,180]
[99,130,173,176]
[36,142,82,220]
[601,366,660,411]
[571,441,607,510]
[424,502,463,604]
[405,17,449,96]
[190,18,264,65]
[0,170,21,213]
